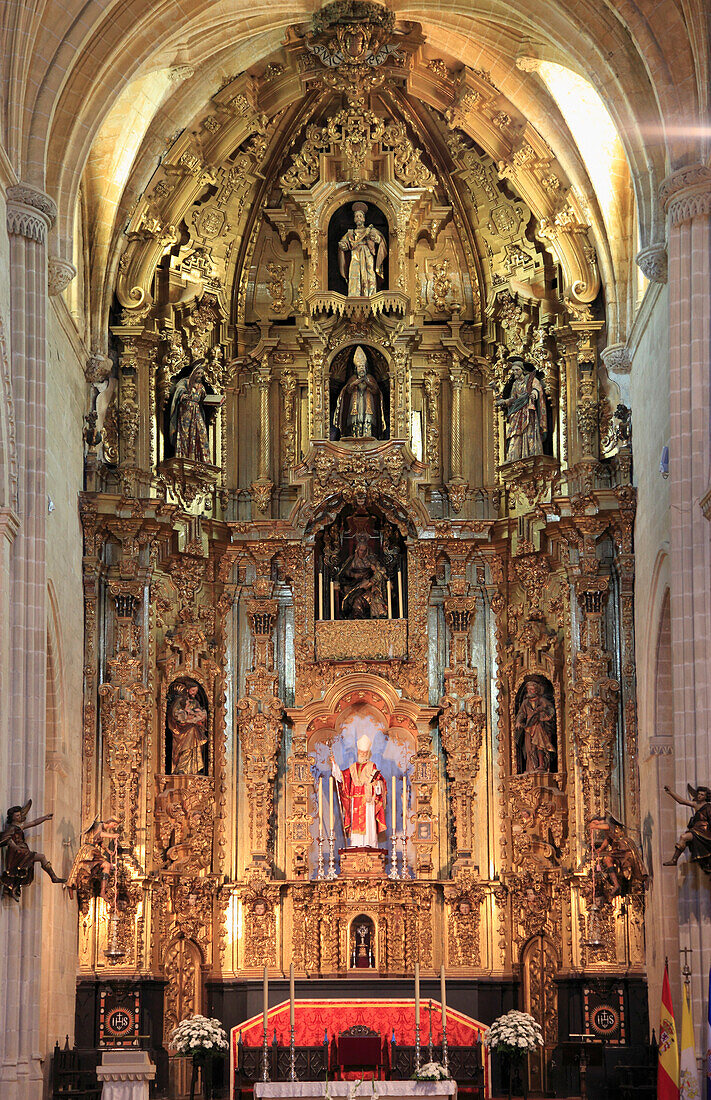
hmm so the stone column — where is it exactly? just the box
[0,183,56,1100]
[659,164,711,1032]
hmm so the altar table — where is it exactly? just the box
[256,1083,457,1100]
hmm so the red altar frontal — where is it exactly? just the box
[231,1000,488,1097]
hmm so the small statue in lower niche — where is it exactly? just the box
[663,784,711,871]
[0,801,66,901]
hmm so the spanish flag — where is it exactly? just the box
[659,961,680,1100]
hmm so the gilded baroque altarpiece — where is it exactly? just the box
[75,2,644,1083]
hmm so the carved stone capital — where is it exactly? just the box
[600,343,631,374]
[635,243,667,284]
[6,183,57,242]
[48,257,77,296]
[660,164,711,226]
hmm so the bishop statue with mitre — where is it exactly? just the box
[329,735,387,847]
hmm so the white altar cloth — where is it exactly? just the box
[97,1050,156,1100]
[256,1083,457,1100]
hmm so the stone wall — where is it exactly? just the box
[627,281,678,1024]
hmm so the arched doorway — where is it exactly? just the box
[163,938,203,1098]
[522,934,558,1093]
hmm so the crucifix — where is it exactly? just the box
[680,946,692,988]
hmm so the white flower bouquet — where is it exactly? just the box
[414,1061,450,1080]
[170,1014,229,1059]
[484,1010,543,1056]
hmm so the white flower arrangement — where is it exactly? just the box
[484,1010,543,1056]
[414,1061,450,1080]
[170,1015,229,1059]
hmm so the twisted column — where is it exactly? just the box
[0,183,56,1100]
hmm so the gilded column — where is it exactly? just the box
[659,163,711,1028]
[448,359,467,512]
[250,353,273,514]
[1,183,57,1100]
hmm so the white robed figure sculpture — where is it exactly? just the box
[330,735,387,847]
[338,202,387,298]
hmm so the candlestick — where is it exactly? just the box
[262,965,269,1081]
[414,962,421,1071]
[317,829,325,881]
[440,965,449,1071]
[289,963,296,1081]
[388,824,400,879]
[397,570,404,617]
[327,827,337,879]
[319,573,324,620]
[330,580,335,620]
[387,579,392,618]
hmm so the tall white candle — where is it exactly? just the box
[402,775,407,831]
[397,570,404,617]
[330,580,335,620]
[290,962,295,1029]
[391,775,396,831]
[318,777,323,835]
[319,573,324,620]
[329,775,334,834]
[387,579,392,619]
[440,964,447,1028]
[263,965,268,1035]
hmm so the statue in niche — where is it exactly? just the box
[330,735,387,847]
[167,678,209,775]
[338,533,388,619]
[663,784,711,871]
[351,917,376,968]
[0,801,66,901]
[338,202,387,297]
[333,346,385,439]
[496,355,548,461]
[168,361,224,464]
[514,677,557,774]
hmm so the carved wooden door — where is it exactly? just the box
[522,934,558,1094]
[163,938,202,1099]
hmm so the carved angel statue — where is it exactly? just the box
[663,784,711,871]
[338,202,387,297]
[66,816,121,901]
[0,801,65,901]
[168,361,224,464]
[495,356,548,462]
[591,816,648,900]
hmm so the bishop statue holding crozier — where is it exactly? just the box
[330,735,386,847]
